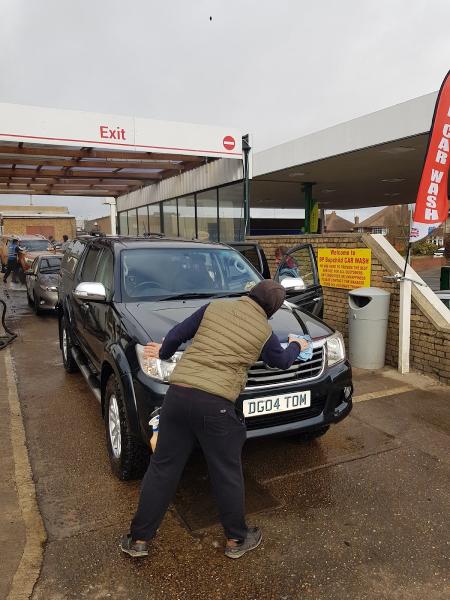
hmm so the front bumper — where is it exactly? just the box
[240,360,352,439]
[132,360,352,441]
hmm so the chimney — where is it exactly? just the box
[354,215,360,225]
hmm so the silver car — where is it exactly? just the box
[26,254,62,315]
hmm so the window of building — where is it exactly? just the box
[196,189,218,242]
[218,182,244,242]
[178,195,196,239]
[371,227,388,235]
[163,199,178,236]
[137,206,149,235]
[119,212,128,235]
[148,204,161,233]
[128,209,138,236]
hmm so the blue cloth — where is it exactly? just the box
[159,302,302,370]
[282,334,313,362]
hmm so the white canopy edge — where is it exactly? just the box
[254,92,438,177]
[0,103,243,159]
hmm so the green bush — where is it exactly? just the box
[411,241,439,255]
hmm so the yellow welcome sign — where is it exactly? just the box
[318,248,371,290]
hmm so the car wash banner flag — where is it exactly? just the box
[410,69,450,243]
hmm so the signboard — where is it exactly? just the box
[0,103,242,159]
[318,248,371,290]
[410,69,450,242]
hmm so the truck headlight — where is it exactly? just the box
[136,344,183,382]
[326,332,345,366]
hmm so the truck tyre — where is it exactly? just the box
[60,316,79,373]
[104,374,149,481]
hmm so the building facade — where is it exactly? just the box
[0,205,76,239]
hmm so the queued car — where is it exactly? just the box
[26,254,63,315]
[0,234,57,282]
[57,236,352,481]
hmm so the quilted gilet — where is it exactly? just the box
[169,297,272,402]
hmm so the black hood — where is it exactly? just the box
[122,299,333,347]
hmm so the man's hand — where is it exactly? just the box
[144,342,162,359]
[288,336,309,351]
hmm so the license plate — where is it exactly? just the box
[243,391,311,417]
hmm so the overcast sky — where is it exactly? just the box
[1,0,449,220]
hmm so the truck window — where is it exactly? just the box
[95,249,114,297]
[80,247,102,282]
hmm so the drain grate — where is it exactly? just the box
[173,450,279,532]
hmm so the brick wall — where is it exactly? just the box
[3,217,76,239]
[84,216,112,235]
[247,233,450,385]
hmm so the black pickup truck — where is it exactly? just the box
[58,236,352,480]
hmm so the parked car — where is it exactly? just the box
[26,254,63,315]
[1,234,56,282]
[57,236,352,480]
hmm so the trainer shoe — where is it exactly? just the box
[120,534,149,558]
[224,527,262,559]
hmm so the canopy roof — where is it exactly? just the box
[0,103,242,198]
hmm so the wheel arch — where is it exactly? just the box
[100,349,140,437]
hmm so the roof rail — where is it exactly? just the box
[142,231,166,237]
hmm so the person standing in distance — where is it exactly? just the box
[61,234,70,252]
[3,238,20,284]
[121,280,310,559]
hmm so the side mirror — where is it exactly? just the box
[280,277,306,292]
[73,282,106,302]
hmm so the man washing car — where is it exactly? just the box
[121,280,310,559]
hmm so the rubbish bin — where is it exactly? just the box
[440,266,450,290]
[348,287,391,369]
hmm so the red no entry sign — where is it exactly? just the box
[223,135,236,151]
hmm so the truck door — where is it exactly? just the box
[228,242,271,279]
[72,244,102,358]
[273,244,324,317]
[81,247,114,367]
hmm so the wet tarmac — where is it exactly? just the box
[4,282,450,599]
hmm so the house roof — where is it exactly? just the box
[358,206,393,228]
[325,211,354,232]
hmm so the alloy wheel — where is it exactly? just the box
[62,327,68,361]
[108,394,122,459]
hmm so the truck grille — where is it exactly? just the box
[245,346,325,390]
